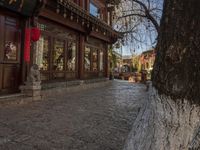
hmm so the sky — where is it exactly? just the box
[114,26,158,56]
[113,0,163,56]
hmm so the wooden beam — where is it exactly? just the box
[39,9,85,33]
[90,31,111,43]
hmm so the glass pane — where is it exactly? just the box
[100,50,104,71]
[89,3,100,18]
[36,36,49,71]
[4,26,18,61]
[53,40,64,71]
[92,49,98,71]
[84,46,91,71]
[38,23,77,40]
[67,41,76,71]
[4,41,17,60]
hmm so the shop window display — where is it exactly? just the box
[36,21,78,80]
[4,26,18,61]
[85,46,91,71]
[67,41,76,71]
[36,36,49,70]
[4,41,17,60]
[92,49,98,71]
[53,40,64,71]
[99,50,104,71]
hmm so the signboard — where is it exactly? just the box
[0,0,38,16]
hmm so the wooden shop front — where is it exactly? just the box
[0,0,40,95]
[35,18,79,81]
[35,0,119,83]
[84,37,107,79]
[0,0,120,95]
[0,11,22,94]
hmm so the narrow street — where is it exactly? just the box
[0,80,147,150]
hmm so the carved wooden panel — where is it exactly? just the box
[2,65,19,89]
[0,13,21,94]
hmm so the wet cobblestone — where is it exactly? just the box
[0,80,147,150]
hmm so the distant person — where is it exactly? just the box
[141,70,147,83]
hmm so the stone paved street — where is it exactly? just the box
[0,80,147,150]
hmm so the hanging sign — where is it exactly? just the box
[0,0,38,16]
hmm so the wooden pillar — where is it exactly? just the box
[80,0,88,10]
[86,0,89,12]
[80,0,83,8]
[0,15,3,90]
[21,19,28,84]
[22,18,32,83]
[104,8,107,23]
[110,10,113,27]
[79,34,85,79]
[31,17,39,65]
[105,44,109,78]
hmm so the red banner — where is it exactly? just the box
[24,28,31,62]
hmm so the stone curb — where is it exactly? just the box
[41,80,112,98]
[0,79,112,107]
[123,82,153,150]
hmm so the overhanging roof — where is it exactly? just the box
[45,0,121,42]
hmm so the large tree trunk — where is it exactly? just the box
[123,0,200,149]
[123,85,200,150]
[152,0,200,102]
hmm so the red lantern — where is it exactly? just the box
[24,28,31,62]
[31,27,41,42]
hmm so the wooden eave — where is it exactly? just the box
[58,1,114,33]
[40,0,121,43]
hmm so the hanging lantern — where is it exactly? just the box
[70,13,74,20]
[56,4,60,14]
[122,39,125,46]
[76,17,79,23]
[31,27,41,42]
[56,1,60,14]
[63,8,67,18]
[82,19,85,26]
[24,28,31,62]
[87,23,90,28]
[63,13,67,18]
[115,42,120,48]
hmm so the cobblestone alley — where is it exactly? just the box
[0,80,147,150]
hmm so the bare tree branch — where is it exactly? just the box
[132,0,160,32]
[113,0,163,54]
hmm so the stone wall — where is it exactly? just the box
[123,84,200,150]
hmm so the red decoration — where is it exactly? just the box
[31,27,41,42]
[24,28,31,62]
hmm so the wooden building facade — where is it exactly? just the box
[0,0,119,95]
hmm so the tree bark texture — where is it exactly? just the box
[123,0,200,149]
[123,85,200,150]
[152,0,200,103]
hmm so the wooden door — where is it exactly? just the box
[0,13,21,95]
